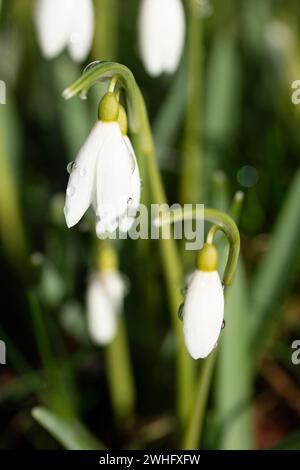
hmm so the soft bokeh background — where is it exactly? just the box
[1,0,300,450]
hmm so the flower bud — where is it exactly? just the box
[98,92,119,122]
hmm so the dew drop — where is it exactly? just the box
[67,161,77,174]
[67,186,76,197]
[181,286,188,297]
[178,303,184,321]
[214,342,218,349]
[221,320,226,330]
[83,60,105,74]
[127,197,133,206]
[79,167,87,177]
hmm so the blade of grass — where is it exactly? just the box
[32,407,104,450]
[0,98,28,265]
[105,316,135,424]
[250,168,300,361]
[52,56,92,160]
[215,262,253,449]
[152,65,185,166]
[214,191,253,450]
[28,291,76,419]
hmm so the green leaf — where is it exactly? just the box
[214,192,253,449]
[204,32,240,146]
[153,65,185,166]
[52,56,92,161]
[215,263,253,449]
[250,168,300,360]
[32,407,104,450]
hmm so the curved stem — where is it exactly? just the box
[63,61,154,156]
[206,224,222,245]
[156,207,240,286]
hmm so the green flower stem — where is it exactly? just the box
[156,207,240,286]
[106,316,135,425]
[182,351,217,449]
[97,241,136,425]
[180,0,203,204]
[63,62,195,426]
[92,0,118,61]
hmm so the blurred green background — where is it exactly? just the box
[0,0,300,450]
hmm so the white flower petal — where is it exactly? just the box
[95,122,132,233]
[86,274,117,345]
[183,270,224,359]
[138,0,164,76]
[119,136,141,233]
[138,0,185,76]
[101,271,127,304]
[163,0,185,74]
[34,0,73,59]
[86,271,126,346]
[64,121,103,228]
[68,0,94,62]
[96,217,118,237]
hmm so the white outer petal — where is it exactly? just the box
[100,271,127,303]
[183,270,224,359]
[163,0,185,74]
[138,0,185,76]
[95,122,132,234]
[64,121,103,228]
[68,0,94,62]
[34,0,73,59]
[138,0,164,76]
[119,136,141,233]
[86,272,125,346]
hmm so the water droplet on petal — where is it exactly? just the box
[214,342,218,349]
[67,161,77,174]
[127,198,133,206]
[83,60,106,74]
[67,186,76,197]
[221,320,226,330]
[79,167,87,177]
[178,303,184,321]
[181,286,188,297]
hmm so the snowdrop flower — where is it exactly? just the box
[64,92,141,235]
[87,246,126,345]
[182,243,224,359]
[34,0,94,62]
[138,0,185,76]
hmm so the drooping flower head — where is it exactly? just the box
[64,91,141,235]
[182,243,224,359]
[34,0,94,62]
[87,245,126,346]
[138,0,185,76]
